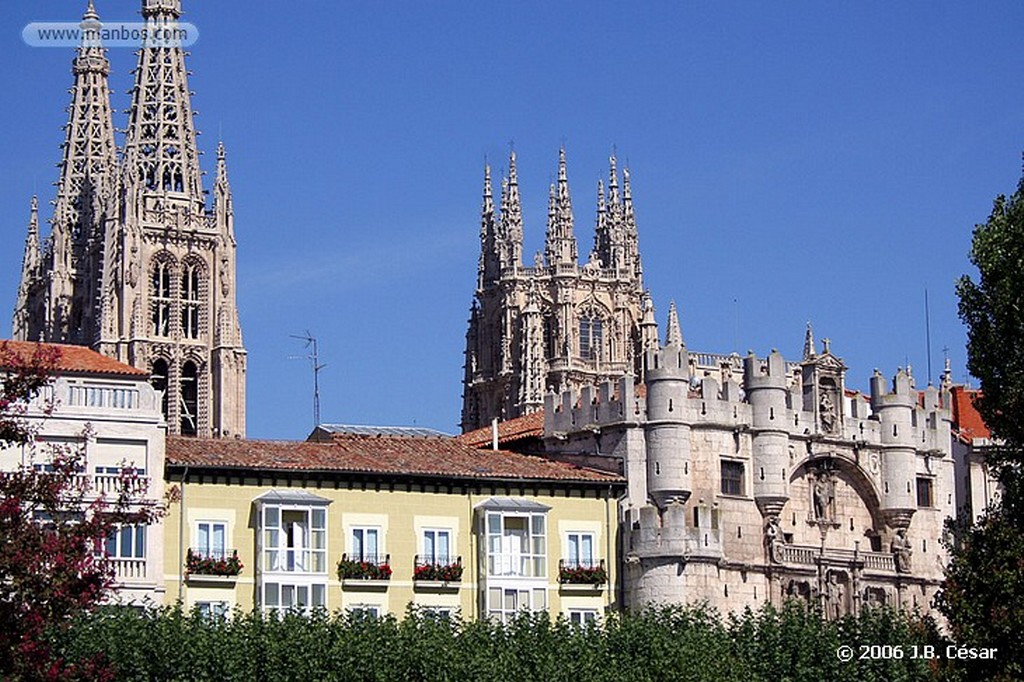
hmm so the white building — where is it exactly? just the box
[0,340,167,605]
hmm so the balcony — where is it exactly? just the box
[558,559,607,592]
[109,557,147,581]
[93,473,150,497]
[413,555,463,592]
[186,548,242,585]
[338,553,391,590]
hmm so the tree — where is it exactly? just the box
[0,341,162,680]
[941,166,1024,681]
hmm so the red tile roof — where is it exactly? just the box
[950,386,991,443]
[166,434,624,485]
[0,340,146,377]
[457,411,545,449]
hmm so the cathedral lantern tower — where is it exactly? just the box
[461,148,647,432]
[12,0,246,438]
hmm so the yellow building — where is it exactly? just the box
[163,432,624,622]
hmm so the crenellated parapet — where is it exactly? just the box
[628,501,723,561]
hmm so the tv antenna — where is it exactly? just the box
[290,331,326,431]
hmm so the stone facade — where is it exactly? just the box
[542,308,955,618]
[461,149,652,432]
[12,0,246,438]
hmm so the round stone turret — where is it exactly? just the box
[871,368,918,527]
[744,350,791,516]
[644,304,692,507]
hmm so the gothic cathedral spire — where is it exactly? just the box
[13,0,246,439]
[545,147,578,267]
[12,198,41,342]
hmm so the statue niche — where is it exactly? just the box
[809,463,838,526]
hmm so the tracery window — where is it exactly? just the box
[181,264,201,339]
[151,359,169,422]
[579,313,603,361]
[180,360,198,436]
[151,260,172,336]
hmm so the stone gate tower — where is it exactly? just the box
[460,148,651,432]
[13,0,246,438]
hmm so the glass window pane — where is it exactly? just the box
[488,513,501,534]
[532,588,546,611]
[265,506,279,528]
[366,529,379,558]
[135,526,146,558]
[438,531,450,561]
[282,585,295,608]
[312,584,325,607]
[198,523,210,554]
[531,515,545,535]
[352,529,363,557]
[582,535,593,563]
[312,508,325,529]
[424,530,435,560]
[265,583,279,607]
[120,526,132,558]
[568,534,579,564]
[213,524,225,557]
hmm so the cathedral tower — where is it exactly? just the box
[461,148,646,432]
[13,0,246,438]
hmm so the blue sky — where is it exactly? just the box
[3,1,1023,439]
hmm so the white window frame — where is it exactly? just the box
[487,586,547,623]
[105,523,146,559]
[347,604,381,618]
[195,520,228,560]
[195,601,229,618]
[350,526,383,563]
[262,580,326,616]
[421,528,453,565]
[564,531,597,568]
[261,504,327,574]
[485,511,546,578]
[567,609,599,626]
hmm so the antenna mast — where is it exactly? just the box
[290,331,326,431]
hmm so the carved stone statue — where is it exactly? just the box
[825,571,845,619]
[812,471,834,523]
[891,528,912,573]
[819,389,837,433]
[764,515,784,563]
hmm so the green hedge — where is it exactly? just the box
[48,602,953,682]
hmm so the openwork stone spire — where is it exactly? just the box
[42,0,119,344]
[123,0,203,210]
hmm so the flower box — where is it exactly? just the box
[337,553,392,581]
[186,549,243,578]
[342,579,391,591]
[413,556,463,583]
[186,573,238,586]
[558,560,607,586]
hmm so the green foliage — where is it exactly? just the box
[956,171,1024,515]
[48,602,954,682]
[947,162,1024,681]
